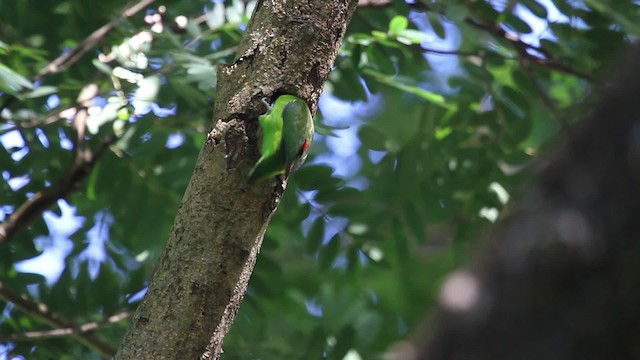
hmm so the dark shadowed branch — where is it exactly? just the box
[0,311,129,342]
[36,0,157,79]
[356,0,602,84]
[397,46,640,360]
[0,85,117,245]
[0,281,117,358]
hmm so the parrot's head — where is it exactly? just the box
[290,138,311,172]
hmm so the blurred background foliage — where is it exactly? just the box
[0,0,637,358]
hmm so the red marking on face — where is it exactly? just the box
[298,140,310,155]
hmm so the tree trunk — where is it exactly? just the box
[115,1,358,359]
[407,46,640,360]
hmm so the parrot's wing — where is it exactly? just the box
[248,109,285,181]
[258,110,284,160]
[282,99,313,175]
[248,149,285,181]
[249,95,313,181]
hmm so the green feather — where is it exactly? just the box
[249,95,314,181]
[282,98,313,175]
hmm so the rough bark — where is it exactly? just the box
[402,46,640,360]
[115,1,358,359]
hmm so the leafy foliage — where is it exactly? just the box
[0,0,637,358]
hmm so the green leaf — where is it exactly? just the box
[294,165,335,191]
[503,13,533,34]
[86,96,122,134]
[92,58,114,76]
[498,101,532,144]
[388,16,408,35]
[448,76,485,101]
[186,18,202,38]
[397,29,431,45]
[428,13,446,39]
[169,78,209,106]
[469,1,500,22]
[330,325,356,360]
[521,0,548,19]
[511,70,538,98]
[500,86,531,115]
[358,125,386,151]
[584,0,640,35]
[22,271,46,284]
[314,121,350,138]
[306,217,325,255]
[404,201,427,243]
[464,62,493,82]
[371,30,388,41]
[366,43,396,75]
[445,5,469,22]
[206,2,226,27]
[351,44,363,68]
[330,67,367,101]
[18,86,57,99]
[346,246,360,274]
[330,203,367,218]
[363,69,453,109]
[183,62,217,90]
[319,234,340,271]
[305,326,327,356]
[0,64,32,94]
[255,254,283,275]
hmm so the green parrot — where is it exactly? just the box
[249,94,314,181]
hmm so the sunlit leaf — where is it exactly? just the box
[388,16,408,35]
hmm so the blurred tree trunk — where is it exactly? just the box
[115,1,358,359]
[407,46,640,360]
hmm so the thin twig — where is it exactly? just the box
[0,281,117,358]
[36,0,157,79]
[0,106,79,135]
[0,0,156,118]
[415,19,601,83]
[0,119,116,245]
[357,0,394,7]
[358,0,602,84]
[465,19,602,84]
[525,55,602,84]
[0,311,130,342]
[414,44,517,63]
[517,53,572,133]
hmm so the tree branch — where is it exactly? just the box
[515,51,572,133]
[0,105,79,135]
[0,311,129,342]
[466,19,602,84]
[0,0,157,115]
[0,281,117,358]
[356,0,603,84]
[115,1,360,359]
[36,0,156,79]
[414,18,602,84]
[0,85,116,245]
[357,0,394,7]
